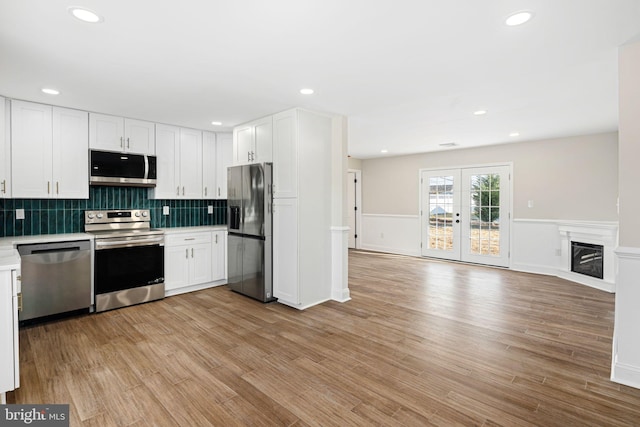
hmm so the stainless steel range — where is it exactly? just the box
[85,209,165,312]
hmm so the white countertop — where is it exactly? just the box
[0,233,94,251]
[161,225,227,234]
[0,248,20,271]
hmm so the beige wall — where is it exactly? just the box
[348,157,363,170]
[361,132,618,220]
[619,42,640,246]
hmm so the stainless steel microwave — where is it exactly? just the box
[90,150,157,187]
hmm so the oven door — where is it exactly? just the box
[94,236,165,295]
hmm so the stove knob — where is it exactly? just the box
[135,211,141,217]
[142,211,148,217]
[87,213,95,219]
[96,213,104,219]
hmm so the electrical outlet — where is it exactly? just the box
[16,209,25,220]
[208,205,213,214]
[163,206,170,215]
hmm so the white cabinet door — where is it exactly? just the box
[216,133,233,199]
[254,116,273,163]
[153,124,180,199]
[190,242,212,284]
[233,124,253,165]
[124,119,155,155]
[0,269,18,394]
[202,131,217,199]
[233,117,272,165]
[90,114,155,155]
[179,128,203,199]
[272,110,297,198]
[165,244,190,292]
[0,98,10,198]
[89,113,125,151]
[52,107,88,199]
[211,231,226,281]
[11,101,53,198]
[273,198,299,305]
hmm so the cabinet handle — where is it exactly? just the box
[47,181,50,194]
[204,187,207,197]
[184,238,196,241]
[127,137,130,149]
[191,248,194,258]
[186,249,189,259]
[176,186,180,196]
[218,187,220,197]
[1,179,5,194]
[56,181,59,194]
[182,186,185,196]
[215,234,218,244]
[120,136,124,148]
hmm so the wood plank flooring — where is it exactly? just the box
[9,249,640,426]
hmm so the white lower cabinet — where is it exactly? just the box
[0,268,20,402]
[164,229,227,296]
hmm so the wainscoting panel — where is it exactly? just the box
[612,246,640,389]
[511,219,562,275]
[361,214,421,256]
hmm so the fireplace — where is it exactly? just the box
[571,241,604,280]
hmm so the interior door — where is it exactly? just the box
[421,165,511,267]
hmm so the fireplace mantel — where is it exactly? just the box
[558,221,618,292]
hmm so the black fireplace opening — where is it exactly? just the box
[571,241,604,280]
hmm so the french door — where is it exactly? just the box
[420,165,511,267]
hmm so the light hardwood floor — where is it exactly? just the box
[9,250,640,426]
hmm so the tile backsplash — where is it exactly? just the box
[0,186,227,237]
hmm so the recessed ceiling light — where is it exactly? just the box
[68,6,103,23]
[380,149,388,153]
[41,88,60,95]
[473,110,487,116]
[300,88,314,95]
[505,11,533,26]
[211,121,222,126]
[509,132,520,137]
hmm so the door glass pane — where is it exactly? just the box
[469,173,500,256]
[428,176,454,251]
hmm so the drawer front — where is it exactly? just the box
[166,232,212,246]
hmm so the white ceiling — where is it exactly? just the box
[1,0,639,159]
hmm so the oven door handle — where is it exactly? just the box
[95,236,165,250]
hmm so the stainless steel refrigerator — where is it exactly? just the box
[227,163,275,302]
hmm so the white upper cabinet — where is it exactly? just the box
[11,101,88,199]
[151,124,202,199]
[0,97,10,198]
[202,131,217,199]
[272,109,298,198]
[203,131,233,199]
[215,132,233,199]
[233,116,272,165]
[179,128,203,199]
[89,113,155,155]
[52,107,89,199]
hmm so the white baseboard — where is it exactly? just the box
[510,262,559,277]
[165,279,227,297]
[612,362,640,390]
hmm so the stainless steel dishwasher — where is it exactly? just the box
[17,240,92,322]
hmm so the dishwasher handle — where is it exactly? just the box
[17,240,91,256]
[30,246,82,254]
